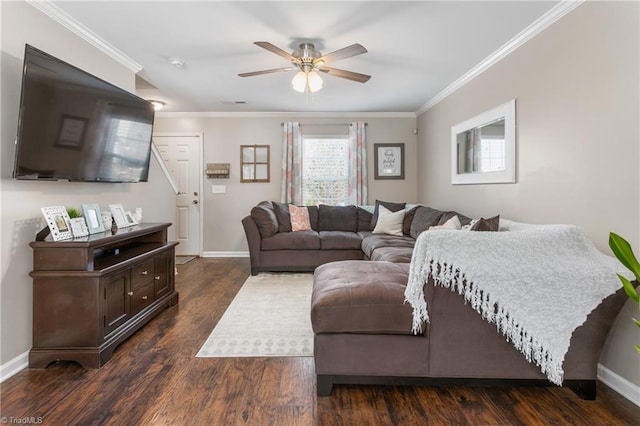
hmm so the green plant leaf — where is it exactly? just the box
[636,345,640,353]
[633,317,640,328]
[617,274,640,303]
[609,232,640,281]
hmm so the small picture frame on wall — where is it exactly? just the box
[374,143,405,180]
[81,203,105,234]
[41,206,73,241]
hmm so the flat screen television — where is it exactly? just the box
[13,44,155,182]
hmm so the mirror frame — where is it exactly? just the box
[450,99,516,185]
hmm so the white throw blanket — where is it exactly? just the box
[404,220,629,385]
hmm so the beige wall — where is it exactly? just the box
[417,2,640,387]
[0,2,175,367]
[153,115,418,253]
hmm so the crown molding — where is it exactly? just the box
[415,0,584,116]
[156,111,417,118]
[26,0,143,73]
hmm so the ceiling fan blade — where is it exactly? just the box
[254,41,301,64]
[238,67,293,77]
[318,66,371,83]
[316,43,367,65]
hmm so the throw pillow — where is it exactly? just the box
[409,206,445,238]
[371,200,406,229]
[403,205,418,236]
[289,204,312,232]
[438,211,472,227]
[430,215,461,230]
[273,201,292,233]
[470,215,500,232]
[373,205,405,236]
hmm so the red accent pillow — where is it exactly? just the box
[289,205,312,232]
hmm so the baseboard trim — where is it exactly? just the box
[598,363,640,407]
[201,251,249,258]
[0,351,29,383]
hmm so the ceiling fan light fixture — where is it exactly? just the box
[291,71,307,93]
[307,71,323,93]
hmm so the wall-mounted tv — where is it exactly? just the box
[13,44,155,183]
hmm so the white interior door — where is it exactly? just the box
[153,134,202,256]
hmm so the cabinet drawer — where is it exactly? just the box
[130,282,154,315]
[131,260,154,290]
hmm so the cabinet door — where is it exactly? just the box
[103,270,130,336]
[154,251,172,299]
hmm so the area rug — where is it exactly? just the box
[196,273,314,357]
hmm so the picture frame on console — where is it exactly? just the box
[110,204,136,229]
[374,143,404,180]
[81,203,105,234]
[40,205,73,241]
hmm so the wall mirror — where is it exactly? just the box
[451,99,516,185]
[240,145,270,182]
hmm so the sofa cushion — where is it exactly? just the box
[403,206,418,236]
[471,215,500,232]
[356,207,374,232]
[319,205,358,232]
[250,201,278,238]
[372,205,405,236]
[439,211,472,227]
[319,231,363,250]
[261,231,320,251]
[289,204,312,231]
[311,261,417,335]
[409,206,445,238]
[273,202,293,233]
[361,234,415,259]
[369,247,414,263]
[431,215,462,230]
[371,200,406,228]
[307,205,319,231]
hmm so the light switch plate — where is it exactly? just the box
[211,185,226,194]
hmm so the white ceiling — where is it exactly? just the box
[46,1,562,113]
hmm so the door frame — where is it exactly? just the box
[152,132,204,257]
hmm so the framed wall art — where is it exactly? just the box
[81,203,105,234]
[41,206,73,241]
[374,143,404,180]
[240,145,270,182]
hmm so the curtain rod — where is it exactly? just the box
[280,122,368,127]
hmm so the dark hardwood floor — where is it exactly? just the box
[1,258,638,425]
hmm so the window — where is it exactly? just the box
[302,136,349,205]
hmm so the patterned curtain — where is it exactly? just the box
[347,121,368,205]
[281,122,303,204]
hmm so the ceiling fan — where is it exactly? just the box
[238,41,371,93]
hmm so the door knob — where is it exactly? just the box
[193,200,199,204]
[193,191,199,196]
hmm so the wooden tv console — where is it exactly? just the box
[29,223,179,369]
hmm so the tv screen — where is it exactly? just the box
[13,44,155,182]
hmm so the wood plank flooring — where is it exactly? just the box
[1,258,639,425]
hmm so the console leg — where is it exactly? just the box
[317,375,334,396]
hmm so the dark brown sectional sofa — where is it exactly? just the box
[242,200,629,399]
[241,200,470,274]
